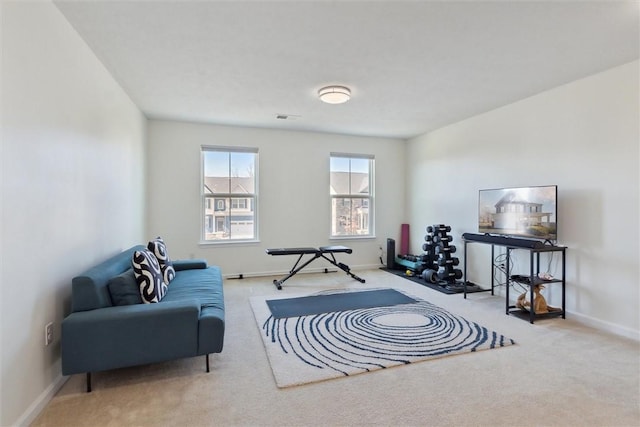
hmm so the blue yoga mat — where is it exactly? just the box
[266,288,417,319]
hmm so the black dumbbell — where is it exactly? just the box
[421,269,437,283]
[435,245,456,255]
[433,234,453,243]
[437,268,463,280]
[437,256,460,266]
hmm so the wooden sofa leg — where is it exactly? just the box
[86,372,92,393]
[206,354,210,372]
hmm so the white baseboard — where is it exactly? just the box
[14,374,68,427]
[222,263,382,280]
[567,310,640,342]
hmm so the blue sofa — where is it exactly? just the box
[61,245,225,391]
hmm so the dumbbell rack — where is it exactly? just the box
[421,224,465,291]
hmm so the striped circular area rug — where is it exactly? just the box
[250,288,515,388]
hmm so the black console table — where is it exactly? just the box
[462,233,566,324]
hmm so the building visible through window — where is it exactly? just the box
[202,147,258,242]
[330,154,374,237]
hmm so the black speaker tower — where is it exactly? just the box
[386,238,396,269]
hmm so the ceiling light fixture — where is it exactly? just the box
[318,85,351,104]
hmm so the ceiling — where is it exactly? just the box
[54,1,639,140]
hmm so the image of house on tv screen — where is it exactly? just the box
[478,185,557,240]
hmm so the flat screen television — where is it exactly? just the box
[478,185,557,241]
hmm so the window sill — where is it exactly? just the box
[329,235,376,241]
[199,239,261,247]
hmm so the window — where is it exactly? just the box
[330,154,374,237]
[231,198,248,209]
[202,146,258,242]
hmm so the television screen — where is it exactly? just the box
[478,185,557,240]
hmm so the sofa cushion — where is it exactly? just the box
[163,267,223,309]
[147,237,176,285]
[71,245,146,312]
[107,269,142,306]
[173,259,207,271]
[132,249,168,303]
[162,266,225,354]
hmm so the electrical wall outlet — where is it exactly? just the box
[45,322,53,346]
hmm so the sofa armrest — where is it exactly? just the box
[62,300,200,375]
[173,259,208,271]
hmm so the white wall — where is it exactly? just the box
[1,2,147,425]
[147,120,405,276]
[406,61,639,339]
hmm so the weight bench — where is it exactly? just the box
[265,246,366,289]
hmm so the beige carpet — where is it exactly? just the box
[251,288,514,388]
[33,269,640,426]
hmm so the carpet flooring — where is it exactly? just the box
[30,269,640,427]
[251,287,515,388]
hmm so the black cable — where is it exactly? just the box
[545,252,555,276]
[492,252,511,287]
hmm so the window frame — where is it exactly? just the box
[201,146,259,244]
[329,153,375,239]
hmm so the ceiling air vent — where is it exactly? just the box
[276,114,301,120]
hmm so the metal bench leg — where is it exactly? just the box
[321,253,366,283]
[273,253,321,289]
[206,354,210,372]
[86,372,92,393]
